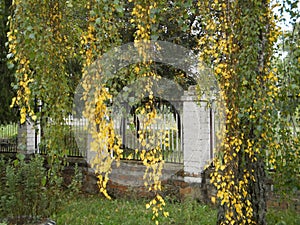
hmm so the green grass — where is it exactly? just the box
[53,196,217,225]
[53,195,300,225]
[267,208,300,225]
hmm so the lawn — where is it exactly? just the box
[53,195,300,225]
[53,195,216,225]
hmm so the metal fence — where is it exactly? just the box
[0,100,201,163]
[35,97,185,162]
[0,122,18,153]
[1,103,298,163]
[38,104,184,162]
[38,115,88,157]
[114,101,183,163]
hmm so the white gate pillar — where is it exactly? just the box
[17,119,40,154]
[182,86,211,183]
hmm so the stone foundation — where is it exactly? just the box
[67,158,213,203]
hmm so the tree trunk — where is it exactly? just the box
[216,156,267,225]
[249,158,267,225]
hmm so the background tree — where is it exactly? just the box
[270,18,300,198]
[0,0,17,123]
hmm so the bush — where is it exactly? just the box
[0,154,82,224]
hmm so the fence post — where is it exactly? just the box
[17,119,37,154]
[182,86,211,183]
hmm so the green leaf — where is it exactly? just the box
[6,53,13,59]
[7,62,14,69]
[41,176,47,186]
[29,33,35,39]
[115,5,123,13]
[151,35,159,41]
[95,17,101,24]
[129,97,135,103]
[17,153,25,161]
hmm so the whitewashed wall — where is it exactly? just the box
[18,119,40,154]
[182,88,212,183]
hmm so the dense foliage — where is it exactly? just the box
[0,154,82,224]
[0,0,17,123]
[2,0,299,224]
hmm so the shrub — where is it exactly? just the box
[0,154,82,224]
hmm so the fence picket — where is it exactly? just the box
[0,122,18,153]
